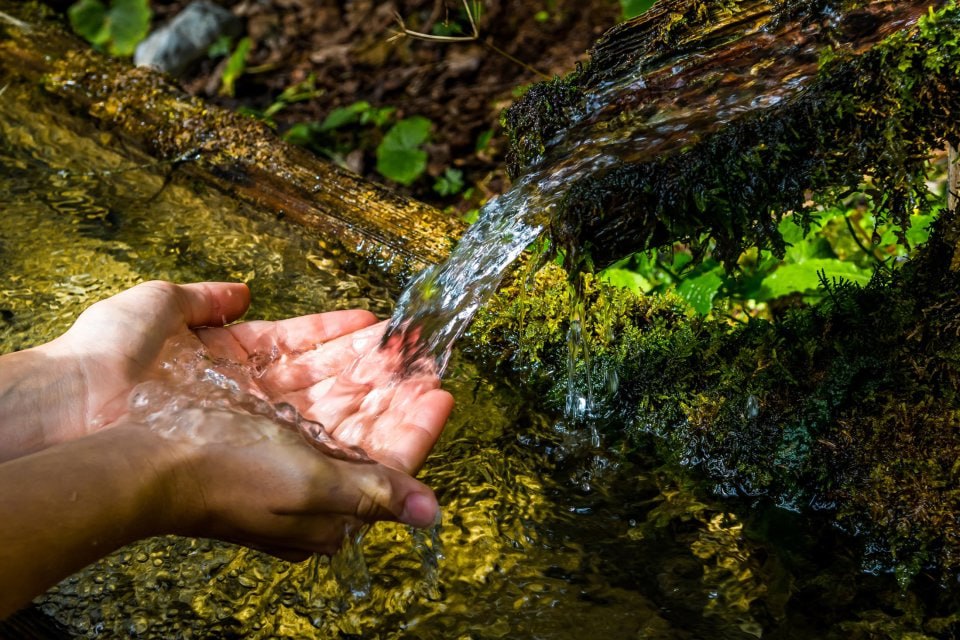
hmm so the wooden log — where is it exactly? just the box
[0,2,464,279]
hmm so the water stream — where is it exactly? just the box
[0,3,951,635]
[384,0,935,418]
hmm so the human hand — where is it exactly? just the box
[198,318,454,475]
[14,281,251,449]
[143,410,441,559]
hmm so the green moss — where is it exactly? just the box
[470,213,960,580]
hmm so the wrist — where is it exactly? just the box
[0,344,84,460]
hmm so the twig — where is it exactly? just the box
[389,0,550,80]
[0,10,30,31]
[844,215,886,266]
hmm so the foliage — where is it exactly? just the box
[469,213,960,583]
[219,37,251,98]
[504,0,960,275]
[376,116,433,185]
[434,168,465,196]
[258,75,324,123]
[598,196,938,316]
[282,101,434,186]
[68,0,151,57]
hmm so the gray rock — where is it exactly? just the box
[134,0,242,77]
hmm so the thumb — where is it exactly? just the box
[324,459,440,529]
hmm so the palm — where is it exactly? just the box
[54,282,452,474]
[200,316,452,475]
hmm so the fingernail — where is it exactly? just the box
[400,492,439,528]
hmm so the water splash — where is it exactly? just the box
[126,336,370,462]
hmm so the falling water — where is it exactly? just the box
[384,0,933,417]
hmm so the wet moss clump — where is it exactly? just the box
[503,0,959,269]
[470,214,960,581]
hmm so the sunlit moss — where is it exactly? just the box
[470,213,960,581]
[504,0,960,269]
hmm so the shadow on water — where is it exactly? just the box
[0,64,949,640]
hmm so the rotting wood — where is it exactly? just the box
[0,1,465,279]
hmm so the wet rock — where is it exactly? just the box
[134,0,242,77]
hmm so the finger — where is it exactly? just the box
[172,282,251,328]
[225,310,379,355]
[368,389,455,474]
[292,458,439,528]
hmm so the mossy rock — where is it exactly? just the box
[503,0,959,270]
[470,213,960,581]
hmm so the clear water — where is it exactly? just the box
[385,0,934,395]
[0,53,942,640]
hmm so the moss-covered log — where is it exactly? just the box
[494,1,960,578]
[0,2,464,278]
[504,0,956,269]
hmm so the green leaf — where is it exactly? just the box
[320,102,371,131]
[475,129,495,153]
[677,270,724,315]
[620,0,656,20]
[207,35,233,58]
[106,0,152,56]
[376,117,432,185]
[360,106,396,128]
[219,37,251,97]
[283,122,322,146]
[68,0,108,44]
[759,259,872,300]
[433,168,465,196]
[600,268,652,296]
[69,0,151,56]
[905,213,935,247]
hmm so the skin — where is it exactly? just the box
[0,281,454,618]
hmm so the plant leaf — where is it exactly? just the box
[759,259,873,300]
[600,268,652,296]
[106,0,152,56]
[376,117,432,185]
[677,270,724,315]
[68,0,108,44]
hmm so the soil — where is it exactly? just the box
[148,0,622,211]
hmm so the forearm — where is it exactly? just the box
[0,425,185,617]
[0,344,84,462]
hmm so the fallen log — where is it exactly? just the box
[0,1,464,279]
[504,0,957,269]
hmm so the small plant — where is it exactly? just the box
[376,116,433,185]
[219,37,251,97]
[68,0,151,57]
[599,191,939,317]
[434,168,465,196]
[284,103,435,187]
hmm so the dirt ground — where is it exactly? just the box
[151,0,622,209]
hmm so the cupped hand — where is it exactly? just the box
[144,409,440,560]
[42,280,453,477]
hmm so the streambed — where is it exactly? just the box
[0,80,939,639]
